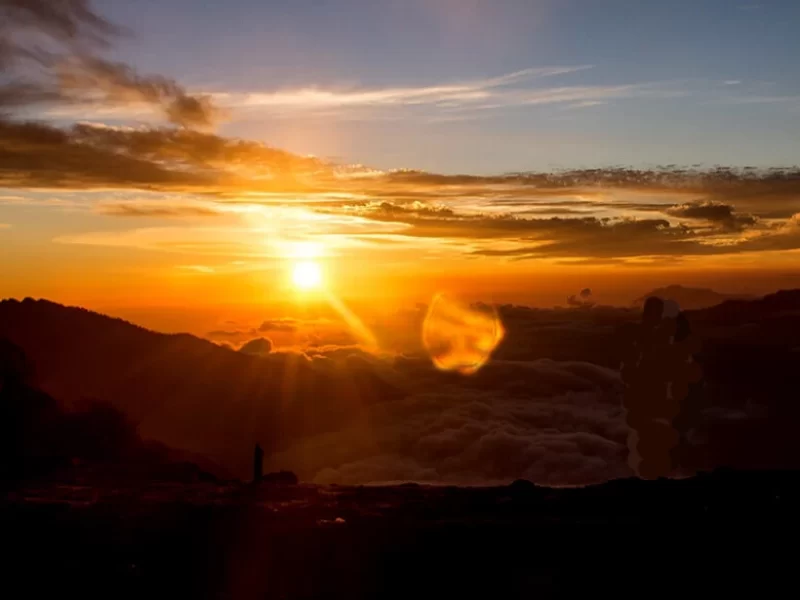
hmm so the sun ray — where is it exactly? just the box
[324,291,379,350]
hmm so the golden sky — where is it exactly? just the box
[2,1,800,339]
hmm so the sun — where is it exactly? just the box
[292,261,322,290]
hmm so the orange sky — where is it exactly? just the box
[2,2,800,340]
[3,179,800,325]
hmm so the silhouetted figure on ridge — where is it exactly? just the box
[253,443,264,483]
[621,297,702,478]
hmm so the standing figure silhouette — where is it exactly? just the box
[621,297,701,478]
[253,443,264,483]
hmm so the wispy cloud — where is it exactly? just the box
[97,200,226,218]
[465,83,687,111]
[34,73,798,125]
[46,167,800,265]
[212,66,594,111]
[0,193,84,208]
[0,223,10,229]
[565,100,607,110]
[718,95,800,106]
[178,265,216,274]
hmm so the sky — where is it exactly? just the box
[1,0,800,338]
[96,0,800,173]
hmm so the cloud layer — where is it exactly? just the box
[3,2,800,275]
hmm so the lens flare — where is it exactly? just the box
[422,294,504,375]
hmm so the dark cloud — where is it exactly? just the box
[0,120,326,190]
[665,201,757,230]
[0,120,207,188]
[211,308,640,485]
[260,343,633,486]
[460,213,800,260]
[206,330,248,341]
[98,202,223,218]
[370,201,455,218]
[258,319,299,333]
[239,337,273,355]
[277,369,630,486]
[667,201,737,222]
[356,167,800,222]
[0,0,121,50]
[0,0,216,127]
[464,217,701,258]
[0,0,230,190]
[0,0,327,194]
[380,166,800,198]
[57,57,218,128]
[71,123,322,173]
[280,290,800,485]
[307,329,360,348]
[567,288,595,308]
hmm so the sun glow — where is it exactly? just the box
[292,261,323,290]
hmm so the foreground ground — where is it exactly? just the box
[3,469,798,599]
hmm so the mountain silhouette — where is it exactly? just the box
[2,292,800,479]
[0,338,223,486]
[634,284,754,310]
[0,299,403,477]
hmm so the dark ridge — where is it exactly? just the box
[0,297,405,479]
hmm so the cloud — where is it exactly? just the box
[0,0,217,127]
[256,339,635,484]
[0,192,81,207]
[0,223,10,229]
[0,0,121,50]
[666,201,739,222]
[718,95,800,106]
[307,330,360,348]
[57,57,219,128]
[665,201,757,230]
[0,120,327,191]
[274,357,630,486]
[258,319,300,333]
[213,66,594,111]
[0,120,207,189]
[42,165,800,263]
[566,100,607,109]
[97,201,224,218]
[567,288,595,308]
[239,337,273,355]
[3,93,799,266]
[179,265,215,274]
[271,291,800,484]
[203,317,363,348]
[306,168,800,260]
[210,70,695,123]
[7,292,800,485]
[207,329,246,340]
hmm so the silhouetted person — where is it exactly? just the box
[621,297,701,478]
[253,443,264,483]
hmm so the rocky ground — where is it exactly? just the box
[3,469,798,599]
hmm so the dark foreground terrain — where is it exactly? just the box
[3,469,798,599]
